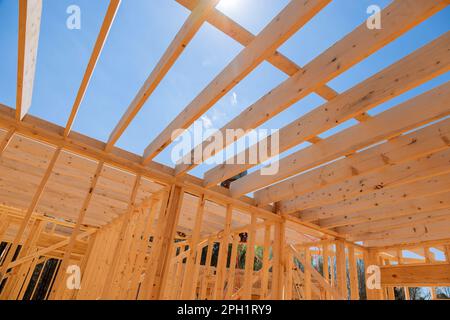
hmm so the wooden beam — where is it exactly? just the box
[283,214,339,239]
[380,263,450,287]
[300,173,450,222]
[445,245,450,263]
[204,29,450,189]
[1,103,175,184]
[199,237,214,300]
[260,224,271,300]
[303,247,312,300]
[106,0,220,149]
[29,258,47,299]
[64,0,121,136]
[283,146,450,214]
[257,114,450,208]
[231,71,450,197]
[16,0,42,121]
[143,0,331,164]
[356,219,450,247]
[340,207,450,238]
[319,162,450,227]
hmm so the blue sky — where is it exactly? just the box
[0,0,449,179]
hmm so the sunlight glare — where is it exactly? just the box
[219,0,239,10]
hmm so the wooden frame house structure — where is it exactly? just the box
[0,0,450,300]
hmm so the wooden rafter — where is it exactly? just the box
[229,21,450,198]
[16,0,42,121]
[282,148,450,214]
[142,0,332,164]
[330,192,450,231]
[258,115,450,210]
[204,30,450,188]
[300,173,450,222]
[64,0,121,136]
